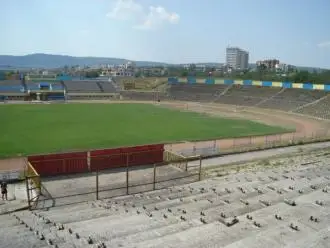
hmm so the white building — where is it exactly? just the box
[226,47,249,70]
[275,63,295,73]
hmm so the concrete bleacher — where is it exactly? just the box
[51,82,64,91]
[4,159,329,248]
[169,84,228,102]
[121,91,169,101]
[214,85,281,106]
[98,81,118,93]
[258,88,327,111]
[0,80,24,93]
[0,214,48,248]
[294,95,330,119]
[26,82,41,91]
[64,81,102,93]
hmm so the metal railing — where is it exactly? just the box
[28,153,202,208]
[25,162,41,209]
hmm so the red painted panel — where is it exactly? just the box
[120,146,135,154]
[64,157,88,174]
[28,152,88,176]
[28,144,164,175]
[90,148,126,171]
[90,148,122,156]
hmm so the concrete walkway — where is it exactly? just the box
[0,182,29,214]
[189,141,330,168]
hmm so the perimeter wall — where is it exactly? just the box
[167,77,330,90]
[28,144,164,177]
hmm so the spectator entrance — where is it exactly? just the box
[27,91,65,101]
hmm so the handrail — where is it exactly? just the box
[26,162,41,190]
[27,162,39,176]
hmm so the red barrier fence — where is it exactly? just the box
[28,144,165,177]
[90,144,164,171]
[28,151,88,177]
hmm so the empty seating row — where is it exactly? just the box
[258,89,327,111]
[214,85,281,106]
[0,80,24,93]
[98,81,118,93]
[121,91,167,101]
[225,85,281,98]
[169,84,228,102]
[5,159,328,248]
[64,81,101,93]
[294,95,330,119]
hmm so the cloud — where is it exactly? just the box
[107,0,180,30]
[317,41,330,48]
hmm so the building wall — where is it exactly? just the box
[226,47,249,70]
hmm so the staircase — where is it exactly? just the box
[60,81,67,92]
[255,87,286,106]
[96,82,104,92]
[110,77,121,91]
[212,84,233,102]
[290,94,329,112]
[21,79,27,92]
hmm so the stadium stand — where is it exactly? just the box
[0,214,48,248]
[26,82,41,91]
[98,81,118,93]
[294,94,330,119]
[51,82,64,91]
[169,84,229,102]
[121,91,167,101]
[258,88,328,111]
[64,81,102,93]
[3,160,329,248]
[214,85,282,106]
[0,80,24,93]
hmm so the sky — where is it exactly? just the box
[0,0,330,68]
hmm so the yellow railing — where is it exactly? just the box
[164,150,188,171]
[26,162,41,191]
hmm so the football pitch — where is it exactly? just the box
[0,103,291,157]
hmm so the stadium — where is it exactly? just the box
[0,76,330,248]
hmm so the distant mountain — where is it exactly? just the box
[0,53,169,69]
[0,53,326,72]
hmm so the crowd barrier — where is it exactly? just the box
[28,151,88,177]
[167,77,330,91]
[28,144,165,177]
[90,144,164,171]
[25,162,41,209]
[163,150,188,171]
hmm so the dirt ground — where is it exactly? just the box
[159,101,330,153]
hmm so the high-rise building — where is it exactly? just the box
[226,47,249,70]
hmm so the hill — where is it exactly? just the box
[0,53,325,72]
[0,53,168,69]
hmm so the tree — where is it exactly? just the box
[85,71,99,78]
[294,71,309,83]
[181,71,188,77]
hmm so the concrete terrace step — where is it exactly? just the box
[0,223,47,248]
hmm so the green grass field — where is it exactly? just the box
[0,103,291,158]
